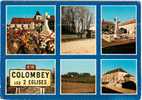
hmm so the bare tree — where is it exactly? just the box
[62,6,95,38]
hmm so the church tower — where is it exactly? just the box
[34,11,42,20]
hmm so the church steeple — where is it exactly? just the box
[34,11,42,20]
[35,11,41,16]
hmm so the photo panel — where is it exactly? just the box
[60,59,96,95]
[60,5,96,55]
[101,59,137,95]
[101,5,137,55]
[6,5,56,55]
[6,59,56,95]
[0,1,140,100]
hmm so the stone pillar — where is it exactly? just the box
[114,17,119,38]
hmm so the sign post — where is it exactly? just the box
[9,69,51,94]
[16,87,21,94]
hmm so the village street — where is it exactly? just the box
[62,39,96,54]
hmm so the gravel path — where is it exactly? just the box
[61,39,96,54]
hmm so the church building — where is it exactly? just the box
[9,11,55,32]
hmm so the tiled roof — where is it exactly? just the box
[119,19,136,26]
[11,18,34,24]
[102,19,114,25]
[11,17,54,24]
[103,68,127,75]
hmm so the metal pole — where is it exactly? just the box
[16,87,20,94]
[43,88,45,94]
[16,87,18,94]
[40,87,42,94]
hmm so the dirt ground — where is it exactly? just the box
[102,85,136,93]
[61,39,96,54]
[61,82,96,93]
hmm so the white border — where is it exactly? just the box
[60,5,97,55]
[6,5,56,55]
[100,59,137,95]
[60,59,96,95]
[5,59,56,95]
[100,5,137,55]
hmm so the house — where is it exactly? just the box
[102,68,135,87]
[118,19,136,39]
[102,19,114,34]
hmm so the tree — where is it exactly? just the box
[67,72,79,78]
[80,73,91,77]
[62,6,95,38]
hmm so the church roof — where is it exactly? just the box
[102,19,114,25]
[11,18,43,24]
[35,11,41,16]
[11,15,55,24]
[11,18,33,24]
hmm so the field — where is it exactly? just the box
[61,38,96,54]
[61,82,95,93]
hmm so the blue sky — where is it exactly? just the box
[61,59,96,75]
[7,6,55,24]
[101,59,137,76]
[6,59,56,75]
[102,5,136,22]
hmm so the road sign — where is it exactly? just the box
[9,69,51,87]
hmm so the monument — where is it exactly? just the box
[114,17,119,38]
[42,12,52,34]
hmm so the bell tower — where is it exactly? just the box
[34,11,42,20]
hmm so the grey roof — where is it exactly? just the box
[35,11,41,16]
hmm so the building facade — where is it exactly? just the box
[118,19,136,39]
[102,68,135,87]
[9,11,55,32]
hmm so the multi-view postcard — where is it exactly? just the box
[6,6,55,54]
[61,6,96,54]
[60,59,96,94]
[101,59,137,94]
[6,59,56,95]
[101,5,137,54]
[0,1,141,100]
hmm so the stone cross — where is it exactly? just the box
[114,17,119,38]
[42,12,51,33]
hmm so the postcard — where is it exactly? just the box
[0,1,141,100]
